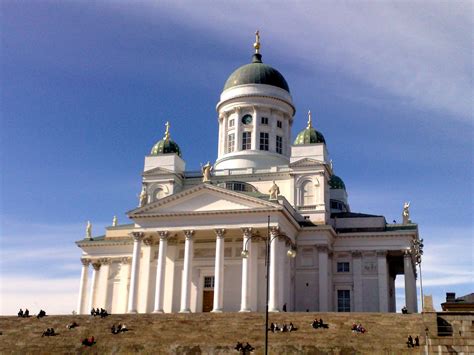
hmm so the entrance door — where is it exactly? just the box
[202,276,215,312]
[202,290,214,312]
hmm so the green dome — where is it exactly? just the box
[150,139,181,157]
[150,122,182,157]
[329,175,346,190]
[223,54,290,93]
[294,127,326,145]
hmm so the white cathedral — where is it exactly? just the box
[76,33,420,316]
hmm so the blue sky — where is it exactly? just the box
[1,1,472,315]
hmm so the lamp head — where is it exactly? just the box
[287,248,297,258]
[241,249,249,258]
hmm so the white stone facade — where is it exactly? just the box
[76,43,420,315]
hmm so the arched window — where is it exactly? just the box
[302,180,314,205]
[154,187,166,201]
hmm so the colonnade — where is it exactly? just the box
[77,227,290,314]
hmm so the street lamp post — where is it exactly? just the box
[241,216,297,355]
[412,238,424,310]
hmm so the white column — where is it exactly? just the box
[118,257,131,314]
[352,251,363,312]
[404,250,418,313]
[180,230,194,313]
[77,258,90,315]
[240,228,252,312]
[377,251,389,312]
[218,115,223,157]
[251,106,258,150]
[235,108,242,152]
[98,258,111,310]
[212,229,225,312]
[127,232,144,313]
[88,261,101,311]
[138,238,153,313]
[153,231,169,313]
[268,227,279,312]
[318,246,329,311]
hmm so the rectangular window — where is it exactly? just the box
[337,290,351,312]
[228,119,234,128]
[276,135,283,154]
[261,117,268,125]
[242,132,251,150]
[227,133,235,153]
[259,132,269,151]
[277,120,282,128]
[204,276,215,289]
[337,262,350,272]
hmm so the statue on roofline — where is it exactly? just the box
[201,161,213,183]
[112,216,117,227]
[86,221,92,239]
[269,180,280,200]
[402,202,411,224]
[139,186,148,207]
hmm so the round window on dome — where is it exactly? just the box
[241,114,253,125]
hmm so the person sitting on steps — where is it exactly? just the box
[66,322,78,329]
[37,310,46,319]
[24,309,29,317]
[81,336,96,346]
[406,335,414,348]
[402,306,408,314]
[18,309,23,317]
[288,322,297,332]
[414,336,420,346]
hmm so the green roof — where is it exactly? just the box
[150,138,181,157]
[294,127,326,145]
[224,54,290,93]
[329,175,346,190]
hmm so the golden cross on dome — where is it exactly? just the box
[254,30,261,54]
[307,110,312,129]
[164,121,170,140]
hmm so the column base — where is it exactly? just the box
[179,309,191,313]
[268,308,280,312]
[211,309,223,313]
[239,308,252,312]
[127,310,138,314]
[153,310,164,314]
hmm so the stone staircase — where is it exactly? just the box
[0,312,466,354]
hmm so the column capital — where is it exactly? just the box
[269,226,280,236]
[121,257,132,264]
[351,250,362,258]
[99,258,111,265]
[80,258,91,266]
[158,231,169,240]
[215,229,226,239]
[317,245,328,253]
[241,227,253,237]
[143,237,154,246]
[376,250,388,257]
[403,248,412,257]
[130,231,145,242]
[92,261,101,271]
[183,230,194,240]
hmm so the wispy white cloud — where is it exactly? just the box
[120,1,472,122]
[0,276,78,315]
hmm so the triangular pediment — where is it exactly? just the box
[128,184,281,217]
[142,166,175,176]
[290,157,326,168]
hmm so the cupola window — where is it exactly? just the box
[227,133,235,153]
[241,114,253,125]
[228,119,235,128]
[242,132,251,150]
[261,117,268,125]
[301,180,314,205]
[259,132,269,151]
[276,135,283,154]
[277,120,282,129]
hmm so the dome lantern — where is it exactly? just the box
[293,110,326,145]
[150,121,182,157]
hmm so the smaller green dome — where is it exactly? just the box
[293,110,326,145]
[329,175,346,190]
[150,122,182,157]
